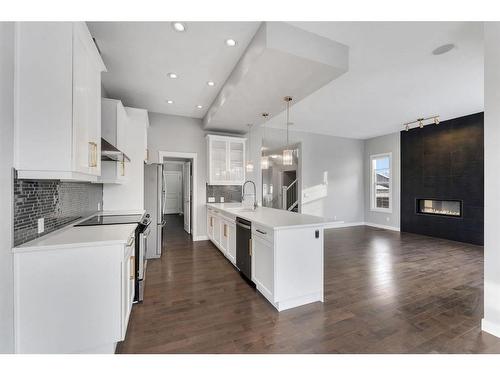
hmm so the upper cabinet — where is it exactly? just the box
[98,98,129,184]
[14,22,106,181]
[206,135,246,185]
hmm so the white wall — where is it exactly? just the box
[0,21,15,353]
[250,127,365,223]
[483,22,500,338]
[364,132,401,229]
[147,113,208,239]
[102,107,148,211]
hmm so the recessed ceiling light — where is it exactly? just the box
[432,43,455,55]
[196,105,203,109]
[207,81,215,87]
[172,22,186,32]
[167,72,178,79]
[225,39,237,47]
[166,100,174,104]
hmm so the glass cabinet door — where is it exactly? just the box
[211,139,228,183]
[229,141,244,182]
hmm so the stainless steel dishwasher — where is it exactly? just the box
[236,217,254,286]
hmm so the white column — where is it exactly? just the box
[483,22,500,338]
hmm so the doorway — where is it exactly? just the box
[158,151,198,241]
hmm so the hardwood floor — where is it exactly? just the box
[117,215,500,353]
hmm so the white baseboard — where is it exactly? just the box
[482,319,500,338]
[193,235,209,241]
[364,222,401,232]
[324,221,365,229]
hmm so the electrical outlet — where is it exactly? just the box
[208,197,215,203]
[220,197,225,203]
[37,218,44,234]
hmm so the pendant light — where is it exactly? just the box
[261,113,270,170]
[246,124,254,173]
[282,96,293,166]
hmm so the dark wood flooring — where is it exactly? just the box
[117,215,500,353]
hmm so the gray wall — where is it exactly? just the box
[147,113,208,239]
[484,23,500,337]
[364,132,401,229]
[250,127,365,223]
[0,21,15,353]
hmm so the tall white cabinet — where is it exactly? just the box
[206,135,246,185]
[14,22,106,181]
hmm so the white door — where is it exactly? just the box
[164,171,182,214]
[183,162,191,233]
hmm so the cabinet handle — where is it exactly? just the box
[256,229,267,235]
[249,238,252,256]
[127,236,134,247]
[130,256,135,280]
[88,142,98,167]
[224,224,227,237]
[210,217,213,227]
[145,149,149,162]
[121,160,125,176]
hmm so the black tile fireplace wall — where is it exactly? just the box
[13,178,103,246]
[401,112,484,245]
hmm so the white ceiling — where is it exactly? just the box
[265,22,484,139]
[87,22,261,118]
[88,21,484,140]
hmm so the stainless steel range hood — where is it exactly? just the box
[101,138,131,162]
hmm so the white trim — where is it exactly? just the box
[370,152,393,213]
[324,222,365,229]
[482,319,500,338]
[323,222,401,232]
[364,222,400,232]
[193,235,209,241]
[158,151,198,241]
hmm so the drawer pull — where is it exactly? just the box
[130,256,135,280]
[256,229,267,235]
[127,236,134,247]
[249,238,252,256]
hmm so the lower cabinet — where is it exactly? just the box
[121,236,135,339]
[206,208,236,265]
[252,233,274,301]
[14,233,136,353]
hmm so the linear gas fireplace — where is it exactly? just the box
[416,199,462,218]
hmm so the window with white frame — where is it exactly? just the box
[370,153,392,212]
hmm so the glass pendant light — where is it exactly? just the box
[282,96,293,166]
[246,124,254,173]
[261,113,269,170]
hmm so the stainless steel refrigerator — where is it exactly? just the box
[144,163,166,258]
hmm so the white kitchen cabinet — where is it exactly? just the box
[121,236,135,338]
[206,203,326,312]
[14,22,106,181]
[99,99,129,184]
[206,135,246,185]
[252,230,275,301]
[221,218,236,264]
[13,232,136,354]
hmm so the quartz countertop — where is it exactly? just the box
[207,203,336,230]
[12,210,144,253]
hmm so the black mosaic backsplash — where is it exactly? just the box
[14,179,103,246]
[206,184,242,203]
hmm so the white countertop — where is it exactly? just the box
[207,203,336,230]
[12,210,143,253]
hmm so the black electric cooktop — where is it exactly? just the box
[75,214,145,227]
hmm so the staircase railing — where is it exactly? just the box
[282,178,298,212]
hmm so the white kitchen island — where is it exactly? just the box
[206,203,335,312]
